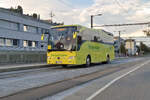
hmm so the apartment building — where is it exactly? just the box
[125,39,137,56]
[0,8,52,52]
[0,7,55,64]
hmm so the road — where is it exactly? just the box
[90,59,150,100]
[0,57,148,100]
[45,57,150,100]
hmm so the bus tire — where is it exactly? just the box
[85,56,91,67]
[62,65,68,68]
[106,55,110,64]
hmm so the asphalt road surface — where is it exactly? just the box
[91,59,150,100]
[49,57,150,100]
[0,57,148,100]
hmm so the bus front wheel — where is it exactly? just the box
[62,65,68,68]
[85,56,91,67]
[106,55,110,64]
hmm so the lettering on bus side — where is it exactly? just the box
[88,45,100,50]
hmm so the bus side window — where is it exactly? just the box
[94,36,98,42]
[77,36,82,50]
[77,36,82,44]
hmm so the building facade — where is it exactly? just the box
[123,36,150,47]
[0,8,51,52]
[0,8,53,64]
[125,39,137,56]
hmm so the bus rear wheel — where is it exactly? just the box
[85,56,91,67]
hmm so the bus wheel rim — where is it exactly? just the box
[86,57,90,66]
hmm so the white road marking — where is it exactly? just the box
[86,60,150,100]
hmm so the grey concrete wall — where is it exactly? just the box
[0,51,46,64]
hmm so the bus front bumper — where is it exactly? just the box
[47,58,76,65]
[47,52,76,65]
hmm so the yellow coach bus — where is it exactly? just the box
[45,25,114,67]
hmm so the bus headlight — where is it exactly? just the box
[47,56,50,59]
[68,56,75,59]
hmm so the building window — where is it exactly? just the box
[23,25,28,32]
[0,20,19,30]
[23,40,38,47]
[45,29,49,33]
[0,38,19,47]
[11,23,19,31]
[36,27,39,34]
[0,38,5,46]
[23,40,28,47]
[13,39,19,46]
[41,29,49,34]
[28,41,32,47]
[29,26,37,33]
[23,25,38,33]
[5,39,12,46]
[41,28,44,34]
[32,41,37,47]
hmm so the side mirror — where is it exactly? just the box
[41,34,45,41]
[47,45,51,50]
[73,32,77,39]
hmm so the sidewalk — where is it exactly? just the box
[0,56,134,73]
[115,56,129,59]
[0,63,50,73]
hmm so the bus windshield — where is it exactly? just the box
[49,26,77,51]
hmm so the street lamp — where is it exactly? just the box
[114,30,125,57]
[91,14,102,29]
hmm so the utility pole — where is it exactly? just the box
[114,30,125,57]
[118,31,121,57]
[50,11,55,23]
[91,15,93,29]
[90,14,102,29]
[129,37,132,56]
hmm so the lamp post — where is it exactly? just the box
[91,14,102,29]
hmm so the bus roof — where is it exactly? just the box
[51,25,81,28]
[51,25,113,36]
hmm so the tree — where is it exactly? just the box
[17,5,23,14]
[120,43,126,55]
[10,7,16,13]
[9,5,23,14]
[140,42,150,53]
[136,45,140,53]
[143,29,150,37]
[32,13,38,19]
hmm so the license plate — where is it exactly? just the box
[56,61,62,64]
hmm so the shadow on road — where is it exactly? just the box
[52,62,108,70]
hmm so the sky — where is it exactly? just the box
[0,0,150,37]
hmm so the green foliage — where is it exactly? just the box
[140,42,150,53]
[17,5,23,14]
[32,13,38,19]
[120,43,126,54]
[136,45,140,53]
[10,5,23,14]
